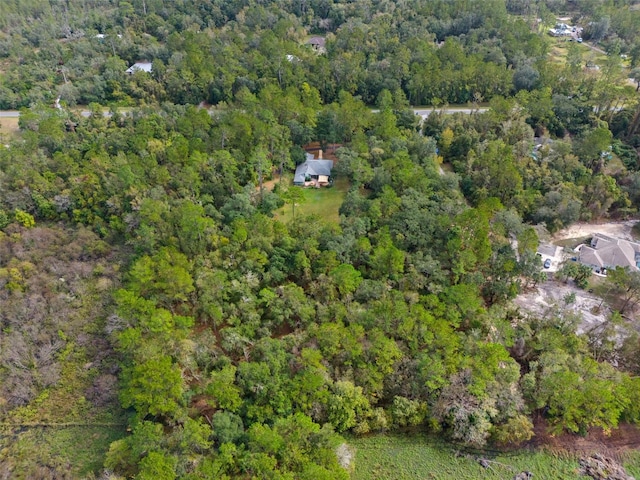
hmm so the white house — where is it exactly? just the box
[577,233,640,274]
[125,62,153,74]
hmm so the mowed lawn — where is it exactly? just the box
[274,177,350,224]
[349,434,640,480]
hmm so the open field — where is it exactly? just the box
[351,434,580,480]
[273,177,350,224]
[547,36,607,66]
[350,434,640,480]
[0,116,19,137]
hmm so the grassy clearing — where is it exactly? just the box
[547,36,607,67]
[274,177,350,224]
[553,236,591,249]
[350,434,589,480]
[549,42,569,64]
[624,450,640,477]
[0,423,126,478]
[351,434,640,480]
[0,116,20,138]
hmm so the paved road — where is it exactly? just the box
[0,107,490,120]
[0,110,95,118]
[413,107,488,119]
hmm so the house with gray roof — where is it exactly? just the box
[294,152,333,186]
[578,233,640,274]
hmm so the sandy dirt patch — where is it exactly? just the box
[552,220,637,242]
[513,279,608,334]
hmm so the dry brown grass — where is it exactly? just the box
[0,117,20,138]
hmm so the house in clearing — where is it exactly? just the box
[577,233,640,274]
[294,152,333,187]
[125,62,153,74]
[549,23,572,36]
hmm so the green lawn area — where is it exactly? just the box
[273,177,350,224]
[553,236,591,249]
[547,36,607,67]
[349,434,640,480]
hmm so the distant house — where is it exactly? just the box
[578,233,640,274]
[95,33,122,39]
[307,36,326,53]
[549,23,572,36]
[125,62,153,74]
[294,152,333,187]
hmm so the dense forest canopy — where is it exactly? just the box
[0,0,631,108]
[2,0,640,479]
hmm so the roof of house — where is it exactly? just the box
[307,36,326,47]
[579,233,640,270]
[126,62,153,74]
[537,243,560,258]
[294,159,333,184]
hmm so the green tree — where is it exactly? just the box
[14,209,35,228]
[467,140,523,208]
[370,229,405,281]
[120,355,184,418]
[606,266,640,312]
[137,451,177,480]
[329,263,363,297]
[327,380,371,433]
[206,365,242,412]
[281,186,306,219]
[127,247,194,305]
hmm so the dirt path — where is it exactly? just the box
[259,176,285,192]
[552,220,637,242]
[583,40,607,55]
[530,416,640,462]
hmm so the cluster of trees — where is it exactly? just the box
[0,0,580,109]
[423,94,639,232]
[2,83,640,476]
[2,0,640,478]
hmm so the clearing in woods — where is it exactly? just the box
[350,432,640,480]
[273,176,350,224]
[0,116,19,138]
